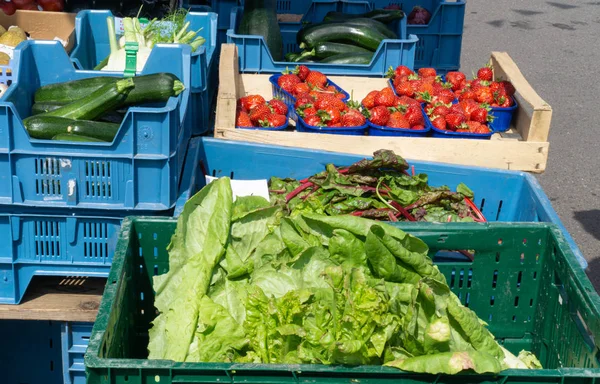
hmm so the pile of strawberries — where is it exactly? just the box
[426,99,492,134]
[295,93,367,127]
[390,66,455,105]
[446,65,516,108]
[277,66,346,100]
[236,95,289,128]
[361,86,426,129]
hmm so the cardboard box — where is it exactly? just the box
[0,10,76,53]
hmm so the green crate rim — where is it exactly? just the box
[85,217,600,378]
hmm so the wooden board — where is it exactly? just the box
[0,276,105,322]
[215,45,551,173]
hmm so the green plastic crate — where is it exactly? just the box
[85,218,600,383]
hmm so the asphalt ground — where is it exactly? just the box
[460,1,600,287]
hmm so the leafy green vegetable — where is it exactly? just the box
[148,178,540,374]
[269,150,483,223]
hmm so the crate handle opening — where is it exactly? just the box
[433,250,474,262]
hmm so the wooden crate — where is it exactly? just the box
[215,44,552,173]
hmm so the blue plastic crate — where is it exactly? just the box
[0,320,65,384]
[70,10,218,136]
[0,41,194,211]
[0,137,204,304]
[196,137,587,268]
[61,322,93,384]
[227,4,417,75]
[341,0,466,73]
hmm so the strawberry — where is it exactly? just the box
[459,89,476,102]
[294,95,314,109]
[238,96,248,112]
[235,111,253,127]
[395,81,414,97]
[405,105,424,126]
[249,104,272,124]
[341,109,366,127]
[450,103,465,115]
[436,89,456,105]
[470,107,489,124]
[398,95,420,107]
[305,114,324,127]
[294,65,310,81]
[430,104,450,117]
[388,113,410,129]
[418,67,437,78]
[499,96,513,108]
[260,113,287,128]
[327,122,343,127]
[242,95,266,111]
[277,73,301,93]
[394,65,414,79]
[412,124,425,130]
[475,87,494,104]
[268,98,288,116]
[369,105,391,126]
[446,71,467,91]
[473,124,491,134]
[375,88,397,107]
[305,70,327,88]
[445,113,466,130]
[477,64,493,82]
[460,101,479,120]
[318,106,342,124]
[315,94,346,111]
[465,121,482,132]
[362,90,379,109]
[301,106,317,117]
[432,116,447,130]
[326,85,337,93]
[500,80,516,96]
[292,82,310,96]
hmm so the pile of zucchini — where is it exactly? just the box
[287,9,404,64]
[24,73,185,143]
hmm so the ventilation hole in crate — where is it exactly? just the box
[450,268,456,288]
[153,233,157,240]
[496,200,503,220]
[82,335,90,341]
[138,233,142,239]
[520,253,525,264]
[492,270,498,288]
[536,253,540,263]
[155,375,161,382]
[83,221,109,259]
[458,269,464,288]
[230,171,235,179]
[277,0,291,11]
[140,292,144,301]
[140,264,143,274]
[35,157,62,197]
[154,247,158,259]
[84,160,112,199]
[479,198,485,211]
[34,219,61,258]
[154,265,159,276]
[458,292,462,302]
[488,314,493,322]
[467,269,472,288]
[514,296,519,307]
[530,298,534,307]
[140,310,144,316]
[50,360,54,371]
[512,315,516,322]
[437,234,448,243]
[527,315,531,321]
[465,292,470,307]
[498,238,503,245]
[517,271,523,288]
[212,169,216,177]
[538,238,542,246]
[523,238,527,245]
[495,252,500,262]
[139,247,143,257]
[49,338,53,348]
[533,271,537,279]
[416,39,425,61]
[490,296,495,306]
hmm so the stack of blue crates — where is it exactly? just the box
[0,40,205,384]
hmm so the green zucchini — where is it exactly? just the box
[285,52,301,61]
[344,18,397,39]
[324,9,405,24]
[24,115,120,142]
[292,50,316,62]
[34,77,118,104]
[31,102,125,124]
[314,42,372,59]
[298,23,386,51]
[33,73,185,107]
[52,133,108,142]
[31,102,64,115]
[43,78,134,120]
[238,0,283,61]
[320,53,374,64]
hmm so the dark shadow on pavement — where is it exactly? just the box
[574,210,600,241]
[586,258,600,292]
